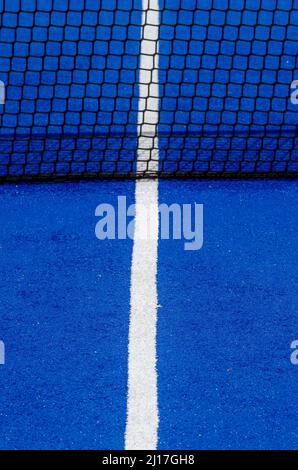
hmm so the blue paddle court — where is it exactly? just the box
[0,0,298,451]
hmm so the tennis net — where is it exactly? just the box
[0,0,297,180]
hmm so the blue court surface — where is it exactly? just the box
[0,178,297,450]
[1,0,298,452]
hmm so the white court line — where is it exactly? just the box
[125,0,160,450]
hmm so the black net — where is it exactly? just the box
[0,0,297,180]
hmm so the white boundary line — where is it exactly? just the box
[125,0,160,450]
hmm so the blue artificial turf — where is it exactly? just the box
[157,179,298,449]
[0,180,134,449]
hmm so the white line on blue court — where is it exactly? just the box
[125,0,160,450]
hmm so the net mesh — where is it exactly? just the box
[0,0,298,180]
